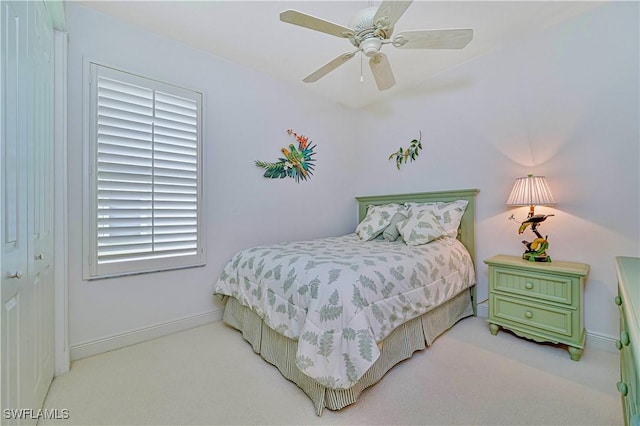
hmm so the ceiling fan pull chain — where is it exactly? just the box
[360,53,364,82]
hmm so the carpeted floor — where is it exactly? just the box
[40,316,622,425]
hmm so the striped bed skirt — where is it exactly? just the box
[221,287,475,415]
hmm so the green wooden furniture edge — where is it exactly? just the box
[615,256,640,425]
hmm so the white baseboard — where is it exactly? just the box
[70,309,223,361]
[475,300,617,353]
[476,300,489,318]
[586,330,618,354]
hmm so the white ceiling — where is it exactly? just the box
[77,1,603,109]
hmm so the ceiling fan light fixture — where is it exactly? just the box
[360,37,382,57]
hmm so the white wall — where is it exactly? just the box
[65,4,361,356]
[66,1,638,357]
[354,2,639,339]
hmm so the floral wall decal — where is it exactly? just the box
[255,129,317,182]
[388,131,423,170]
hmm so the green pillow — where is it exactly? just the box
[383,211,408,242]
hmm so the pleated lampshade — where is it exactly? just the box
[507,174,556,206]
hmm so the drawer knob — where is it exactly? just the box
[620,331,630,346]
[524,311,533,319]
[616,340,623,350]
[617,381,628,396]
[615,295,623,306]
[525,282,534,290]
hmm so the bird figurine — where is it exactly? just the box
[510,213,555,262]
[518,214,554,235]
[522,237,550,259]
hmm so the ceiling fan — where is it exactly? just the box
[280,0,473,91]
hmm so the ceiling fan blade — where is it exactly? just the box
[303,52,357,83]
[373,1,413,28]
[280,10,354,39]
[393,29,474,49]
[369,53,395,91]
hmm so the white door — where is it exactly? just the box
[1,1,56,423]
[27,0,55,411]
[1,0,31,418]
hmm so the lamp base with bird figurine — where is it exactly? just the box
[521,236,551,262]
[509,212,555,262]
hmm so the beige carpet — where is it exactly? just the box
[40,317,622,425]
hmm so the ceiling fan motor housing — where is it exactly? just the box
[348,6,392,54]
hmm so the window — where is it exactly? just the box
[84,63,205,279]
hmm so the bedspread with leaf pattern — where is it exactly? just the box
[214,234,475,389]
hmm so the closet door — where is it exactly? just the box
[1,1,56,422]
[1,0,31,417]
[27,0,55,409]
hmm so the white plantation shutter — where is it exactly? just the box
[85,63,204,279]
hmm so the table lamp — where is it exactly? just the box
[507,174,556,262]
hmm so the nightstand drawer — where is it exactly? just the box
[492,267,572,305]
[491,294,573,338]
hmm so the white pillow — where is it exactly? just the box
[406,200,468,238]
[396,210,445,246]
[382,211,408,242]
[356,204,404,241]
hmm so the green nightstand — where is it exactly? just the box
[484,255,589,361]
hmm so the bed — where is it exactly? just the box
[213,189,479,415]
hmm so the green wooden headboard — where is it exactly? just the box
[355,189,480,314]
